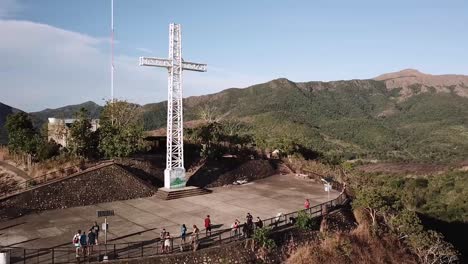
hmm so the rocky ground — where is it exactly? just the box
[0,157,285,220]
[187,158,280,188]
[0,164,155,220]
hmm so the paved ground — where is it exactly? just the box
[0,174,338,249]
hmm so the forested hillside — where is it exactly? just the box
[2,69,467,163]
[143,73,468,163]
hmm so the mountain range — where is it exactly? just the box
[1,69,467,162]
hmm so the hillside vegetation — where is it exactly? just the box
[2,69,467,163]
[142,72,468,163]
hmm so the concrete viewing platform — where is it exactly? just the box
[0,174,339,249]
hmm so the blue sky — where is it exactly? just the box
[0,0,467,111]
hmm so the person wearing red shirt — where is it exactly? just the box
[204,215,212,236]
[304,199,310,209]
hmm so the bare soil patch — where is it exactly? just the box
[356,162,447,175]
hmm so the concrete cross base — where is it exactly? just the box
[164,168,187,189]
[154,186,212,200]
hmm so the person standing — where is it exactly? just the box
[304,199,310,209]
[232,219,240,236]
[181,224,187,243]
[242,222,249,238]
[246,213,254,235]
[87,230,96,256]
[164,232,172,253]
[160,228,167,253]
[90,222,100,245]
[255,217,263,229]
[204,215,212,236]
[191,225,200,245]
[79,231,88,257]
[246,213,253,225]
[72,230,81,258]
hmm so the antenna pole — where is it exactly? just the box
[110,0,115,125]
[111,0,114,103]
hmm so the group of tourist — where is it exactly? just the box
[231,212,263,238]
[159,221,202,253]
[72,222,100,258]
[156,213,266,253]
[72,199,318,256]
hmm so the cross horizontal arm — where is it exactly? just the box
[139,57,171,68]
[182,61,207,72]
[139,57,207,72]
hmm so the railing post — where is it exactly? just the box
[23,248,26,264]
[113,244,116,259]
[51,248,55,264]
[141,242,144,257]
[171,238,174,253]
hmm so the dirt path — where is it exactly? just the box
[0,161,31,180]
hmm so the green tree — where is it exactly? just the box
[36,140,61,161]
[98,100,145,158]
[352,184,402,227]
[5,112,39,167]
[68,108,97,158]
[389,209,423,237]
[409,230,458,264]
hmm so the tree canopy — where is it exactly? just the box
[5,112,38,155]
[98,100,145,158]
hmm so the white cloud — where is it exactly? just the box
[0,19,266,112]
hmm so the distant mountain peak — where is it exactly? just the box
[374,69,425,81]
[397,68,423,75]
[374,69,468,100]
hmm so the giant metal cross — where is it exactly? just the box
[139,23,207,189]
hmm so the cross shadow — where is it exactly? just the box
[211,224,224,230]
[108,228,158,242]
[5,238,40,247]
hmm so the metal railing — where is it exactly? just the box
[1,192,347,264]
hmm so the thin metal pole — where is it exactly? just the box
[105,217,108,244]
[111,0,114,103]
[110,0,115,126]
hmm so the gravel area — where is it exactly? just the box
[0,164,155,220]
[187,159,279,187]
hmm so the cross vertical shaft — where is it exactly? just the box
[167,23,183,171]
[139,23,207,189]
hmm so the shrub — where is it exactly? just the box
[253,227,276,250]
[296,211,318,230]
